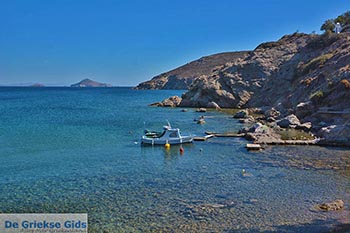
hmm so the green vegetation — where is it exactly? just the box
[308,79,349,105]
[320,11,350,33]
[278,129,314,140]
[256,33,305,50]
[321,19,335,33]
[310,90,329,105]
[334,11,350,28]
[255,41,282,50]
[306,32,339,49]
[310,90,324,99]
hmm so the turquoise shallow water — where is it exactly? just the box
[0,87,349,232]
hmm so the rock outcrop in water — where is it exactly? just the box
[317,200,344,211]
[149,96,182,107]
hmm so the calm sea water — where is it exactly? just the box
[0,87,349,232]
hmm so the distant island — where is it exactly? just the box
[30,83,45,87]
[70,78,112,87]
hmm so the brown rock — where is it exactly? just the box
[296,122,312,131]
[244,123,283,144]
[196,108,207,112]
[318,200,344,211]
[233,110,249,118]
[276,114,301,128]
[149,102,163,107]
[264,108,281,119]
[149,96,182,107]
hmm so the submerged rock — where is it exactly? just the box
[196,108,207,112]
[197,118,206,124]
[149,102,163,107]
[238,116,255,124]
[233,110,249,119]
[317,200,344,211]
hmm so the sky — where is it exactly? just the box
[0,0,349,86]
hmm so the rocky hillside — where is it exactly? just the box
[134,52,248,90]
[145,31,350,146]
[178,32,350,109]
[71,79,112,87]
[136,32,350,110]
[139,11,350,146]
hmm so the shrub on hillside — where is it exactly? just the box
[321,19,335,33]
[335,11,350,28]
[255,41,282,50]
[306,32,339,49]
[320,11,350,33]
[299,53,333,75]
[310,90,326,106]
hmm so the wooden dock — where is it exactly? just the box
[205,132,245,137]
[193,131,244,141]
[193,134,214,141]
[246,143,262,150]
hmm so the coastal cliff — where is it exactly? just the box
[138,32,350,112]
[180,32,350,110]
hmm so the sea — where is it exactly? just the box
[0,87,349,232]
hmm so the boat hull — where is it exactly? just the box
[141,136,193,145]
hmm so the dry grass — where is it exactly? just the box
[299,53,334,75]
[340,79,350,89]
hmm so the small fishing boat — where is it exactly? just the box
[141,123,194,145]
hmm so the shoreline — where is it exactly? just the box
[157,102,350,148]
[171,106,346,148]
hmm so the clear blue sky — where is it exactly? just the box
[0,0,348,86]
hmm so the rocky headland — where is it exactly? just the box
[138,13,350,146]
[134,52,248,90]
